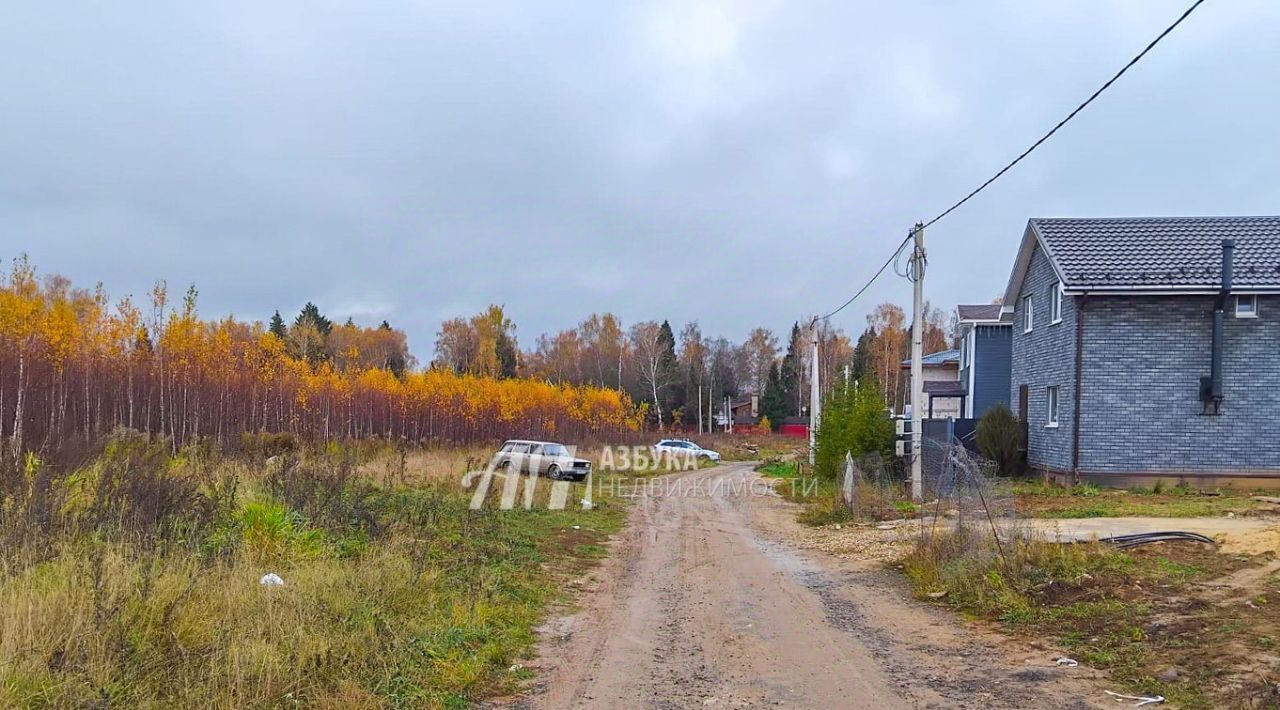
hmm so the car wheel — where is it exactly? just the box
[547,464,560,480]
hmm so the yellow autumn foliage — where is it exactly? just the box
[0,258,641,449]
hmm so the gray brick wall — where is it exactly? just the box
[1079,295,1280,473]
[1011,243,1076,471]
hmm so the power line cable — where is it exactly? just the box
[817,0,1208,322]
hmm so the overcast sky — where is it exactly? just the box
[2,1,1277,358]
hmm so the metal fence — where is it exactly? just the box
[920,418,980,499]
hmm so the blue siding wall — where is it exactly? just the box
[1079,295,1280,474]
[1010,243,1076,472]
[972,324,1011,418]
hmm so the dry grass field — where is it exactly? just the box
[0,433,625,708]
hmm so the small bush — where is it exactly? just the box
[975,404,1023,477]
[241,431,299,459]
[264,454,381,543]
[814,382,894,480]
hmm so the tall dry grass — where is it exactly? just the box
[0,432,621,708]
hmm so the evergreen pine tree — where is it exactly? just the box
[780,322,802,415]
[760,362,787,431]
[496,331,519,378]
[850,326,875,383]
[290,303,332,365]
[268,311,287,340]
[657,320,681,413]
[295,302,332,336]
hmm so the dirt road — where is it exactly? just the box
[524,462,1105,709]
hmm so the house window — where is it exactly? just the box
[1050,283,1062,324]
[1022,295,1034,332]
[1235,295,1259,318]
[1046,386,1059,428]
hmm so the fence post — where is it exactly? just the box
[842,452,855,512]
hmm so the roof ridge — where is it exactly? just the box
[1030,215,1280,222]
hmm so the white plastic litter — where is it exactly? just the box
[1055,657,1079,667]
[1104,690,1164,706]
[259,572,285,587]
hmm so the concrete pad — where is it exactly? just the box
[1018,516,1280,543]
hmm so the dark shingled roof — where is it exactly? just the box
[957,304,1003,321]
[922,380,966,397]
[1031,217,1280,290]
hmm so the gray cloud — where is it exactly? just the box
[3,0,1278,356]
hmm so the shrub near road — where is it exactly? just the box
[0,434,622,708]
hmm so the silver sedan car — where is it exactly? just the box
[491,439,592,481]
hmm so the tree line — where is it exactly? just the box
[433,300,956,430]
[0,254,962,456]
[0,257,639,456]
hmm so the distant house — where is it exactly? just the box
[900,349,962,419]
[729,395,759,429]
[1002,216,1280,485]
[956,304,1013,419]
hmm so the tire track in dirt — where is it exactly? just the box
[520,463,1106,709]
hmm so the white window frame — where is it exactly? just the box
[1046,386,1059,428]
[1022,295,1034,333]
[1235,295,1259,319]
[1050,283,1063,324]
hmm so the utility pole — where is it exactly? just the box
[809,324,820,465]
[909,223,926,501]
[697,383,703,434]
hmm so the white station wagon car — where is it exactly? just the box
[491,439,592,481]
[652,439,721,462]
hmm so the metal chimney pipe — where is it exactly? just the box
[1208,239,1234,410]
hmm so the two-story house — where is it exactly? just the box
[956,304,1013,420]
[1004,216,1280,486]
[900,349,963,419]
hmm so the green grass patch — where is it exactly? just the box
[1006,479,1265,518]
[756,461,798,478]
